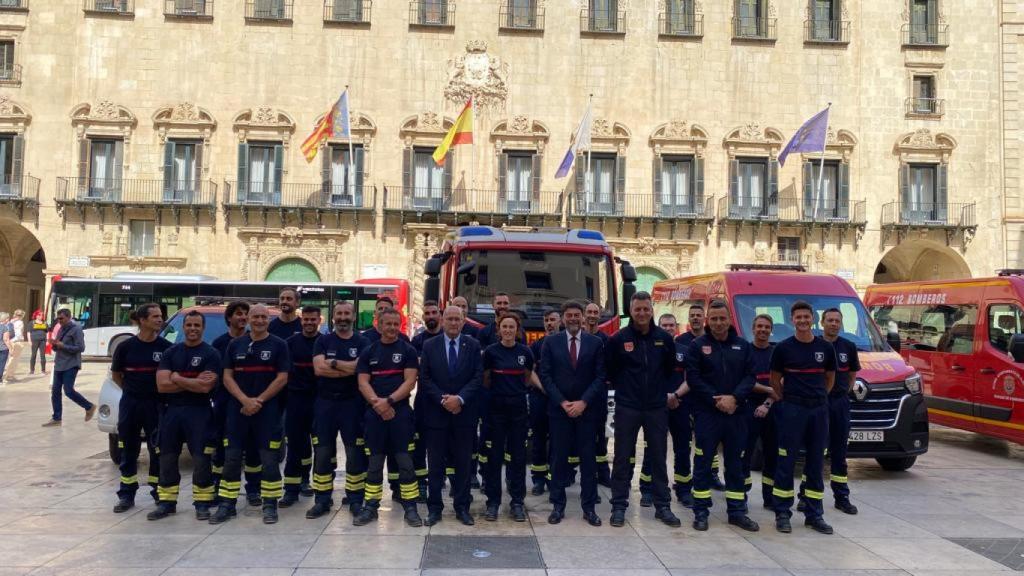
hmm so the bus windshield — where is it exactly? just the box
[734,294,888,352]
[456,249,615,321]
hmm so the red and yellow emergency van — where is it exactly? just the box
[653,265,928,471]
[865,271,1024,444]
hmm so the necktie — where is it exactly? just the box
[448,339,458,375]
[569,336,578,369]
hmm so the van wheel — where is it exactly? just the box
[108,434,122,465]
[876,456,916,471]
[108,336,129,358]
[749,438,764,472]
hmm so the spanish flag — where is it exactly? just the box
[432,98,473,166]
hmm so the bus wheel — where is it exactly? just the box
[876,456,916,472]
[108,434,122,465]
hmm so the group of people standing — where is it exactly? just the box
[0,309,50,385]
[102,286,860,535]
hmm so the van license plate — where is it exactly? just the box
[849,430,884,442]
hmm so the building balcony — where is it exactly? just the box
[718,195,800,223]
[906,97,944,118]
[0,174,39,220]
[244,0,292,22]
[55,177,218,227]
[164,0,213,19]
[409,0,454,28]
[223,181,374,226]
[732,16,776,41]
[800,199,866,225]
[83,0,133,16]
[324,0,371,25]
[882,200,976,245]
[0,65,21,87]
[383,186,564,226]
[804,19,849,44]
[580,8,625,35]
[499,0,543,32]
[571,192,714,238]
[658,11,702,38]
[901,23,948,48]
[0,0,28,12]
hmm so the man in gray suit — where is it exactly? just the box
[42,308,96,427]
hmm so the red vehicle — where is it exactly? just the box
[356,278,412,336]
[423,226,637,341]
[653,265,928,471]
[865,271,1024,444]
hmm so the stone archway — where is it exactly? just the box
[873,239,972,283]
[0,217,45,313]
[265,257,321,282]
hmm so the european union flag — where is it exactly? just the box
[778,106,829,167]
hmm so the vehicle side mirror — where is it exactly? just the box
[423,256,443,277]
[620,262,638,283]
[887,330,901,353]
[424,277,440,305]
[621,283,636,319]
[456,261,476,275]
[1011,334,1024,363]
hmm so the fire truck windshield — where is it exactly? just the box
[456,249,615,321]
[734,294,888,352]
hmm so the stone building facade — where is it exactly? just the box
[0,0,1007,316]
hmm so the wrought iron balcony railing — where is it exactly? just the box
[499,0,543,31]
[164,0,213,18]
[324,0,370,24]
[572,192,713,220]
[0,174,37,202]
[56,177,217,206]
[882,201,974,228]
[719,195,800,221]
[224,181,372,210]
[902,23,948,47]
[800,199,866,224]
[732,16,776,40]
[581,8,625,34]
[244,0,292,21]
[409,0,454,27]
[658,11,702,37]
[804,19,849,43]
[84,0,133,15]
[906,97,944,116]
[0,64,21,87]
[0,0,28,11]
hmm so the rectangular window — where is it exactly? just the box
[88,139,120,199]
[988,304,1024,353]
[810,0,838,40]
[778,236,801,265]
[805,160,839,217]
[904,163,940,223]
[506,152,533,212]
[660,156,693,213]
[584,153,617,214]
[165,140,199,202]
[328,144,363,205]
[736,157,766,210]
[332,0,363,21]
[0,134,13,193]
[589,0,618,32]
[0,41,13,81]
[910,0,937,43]
[736,0,764,36]
[913,75,937,114]
[412,147,445,209]
[129,220,155,257]
[247,143,278,204]
[253,0,286,19]
[419,0,448,25]
[665,0,695,34]
[507,0,537,28]
[174,0,208,15]
[935,304,977,354]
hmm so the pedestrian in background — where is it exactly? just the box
[42,308,96,426]
[29,310,48,376]
[0,312,12,385]
[3,309,25,384]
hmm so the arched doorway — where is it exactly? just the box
[265,258,321,282]
[633,266,668,295]
[873,240,972,284]
[0,218,45,314]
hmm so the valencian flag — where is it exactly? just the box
[432,98,473,166]
[778,106,829,167]
[301,90,350,163]
[554,102,593,178]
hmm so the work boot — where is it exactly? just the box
[146,503,176,521]
[194,505,212,521]
[403,504,423,527]
[278,491,299,508]
[677,491,695,508]
[639,492,653,508]
[113,497,134,513]
[531,480,546,496]
[728,515,760,532]
[353,506,379,526]
[209,503,237,525]
[306,500,332,519]
[835,499,858,515]
[484,503,499,521]
[348,500,363,516]
[262,502,279,524]
[797,498,808,513]
[805,517,834,535]
[300,482,314,497]
[609,509,626,527]
[246,492,261,507]
[510,504,527,522]
[775,515,792,533]
[692,516,709,531]
[655,507,682,528]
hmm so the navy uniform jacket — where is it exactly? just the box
[356,339,418,402]
[684,327,756,411]
[418,334,483,429]
[286,333,320,392]
[539,331,606,419]
[605,324,676,411]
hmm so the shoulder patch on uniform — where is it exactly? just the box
[839,352,848,362]
[191,356,202,367]
[152,352,163,362]
[350,347,359,358]
[392,353,403,363]
[260,350,272,361]
[814,351,825,363]
[702,346,712,355]
[624,342,634,352]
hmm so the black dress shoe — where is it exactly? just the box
[835,500,858,515]
[425,511,442,526]
[146,504,175,521]
[692,517,709,531]
[805,517,834,535]
[639,492,653,508]
[300,483,314,497]
[775,515,792,533]
[728,515,760,532]
[306,501,332,519]
[484,504,499,521]
[548,509,564,524]
[278,492,299,508]
[455,509,475,526]
[583,510,602,527]
[655,508,682,528]
[113,498,135,513]
[609,509,626,527]
[510,504,527,522]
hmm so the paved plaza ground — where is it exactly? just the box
[1,358,1023,575]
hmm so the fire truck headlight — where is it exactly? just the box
[905,374,922,395]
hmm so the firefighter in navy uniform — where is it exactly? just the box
[528,308,560,495]
[362,297,412,344]
[210,302,264,507]
[150,310,220,520]
[770,300,837,535]
[307,301,370,518]
[743,314,779,509]
[607,292,682,528]
[268,287,302,340]
[211,304,291,525]
[111,303,172,513]
[685,301,758,532]
[410,300,443,501]
[353,308,423,527]
[280,306,322,508]
[821,307,861,515]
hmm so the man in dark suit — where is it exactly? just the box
[540,300,606,527]
[417,305,483,526]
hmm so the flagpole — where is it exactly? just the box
[585,94,593,214]
[813,102,832,221]
[470,96,476,191]
[345,85,355,202]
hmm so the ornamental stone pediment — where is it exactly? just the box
[444,40,509,110]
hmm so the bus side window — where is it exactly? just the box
[934,304,978,355]
[988,304,1024,353]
